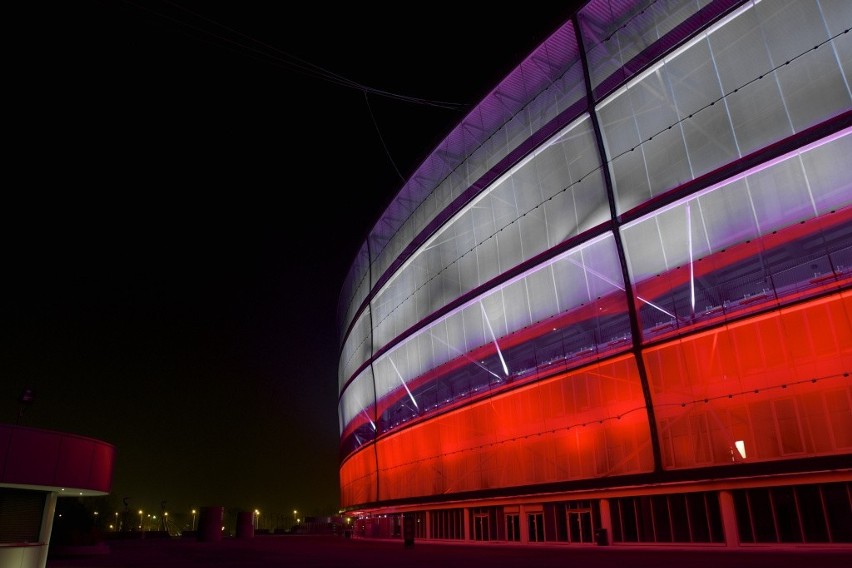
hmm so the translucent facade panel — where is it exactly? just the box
[545,172,611,246]
[467,146,489,188]
[757,0,828,65]
[339,366,378,460]
[666,37,738,174]
[526,264,560,324]
[597,92,640,158]
[368,356,653,504]
[776,38,850,132]
[679,102,738,177]
[599,0,852,215]
[645,294,852,470]
[501,278,533,334]
[527,88,559,135]
[337,242,370,338]
[552,235,625,316]
[655,129,852,254]
[746,158,812,232]
[370,118,607,354]
[363,234,634,439]
[833,16,852,91]
[723,71,792,155]
[517,208,550,264]
[801,131,852,214]
[710,6,773,94]
[339,445,378,509]
[578,0,705,93]
[695,178,759,247]
[459,300,487,355]
[504,112,533,164]
[822,0,852,37]
[338,308,372,393]
[495,213,524,272]
[622,131,852,340]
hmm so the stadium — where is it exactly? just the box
[337,0,851,547]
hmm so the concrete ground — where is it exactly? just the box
[46,535,851,568]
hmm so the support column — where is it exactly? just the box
[518,504,529,544]
[599,499,613,545]
[462,508,470,542]
[36,491,59,568]
[718,490,739,547]
[424,511,431,540]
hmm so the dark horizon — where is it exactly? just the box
[3,1,578,519]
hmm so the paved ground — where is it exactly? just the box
[47,535,851,568]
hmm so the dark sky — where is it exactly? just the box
[4,1,579,522]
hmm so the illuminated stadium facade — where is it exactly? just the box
[337,0,851,547]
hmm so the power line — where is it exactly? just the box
[364,91,406,183]
[120,0,469,110]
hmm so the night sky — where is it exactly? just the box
[4,1,579,524]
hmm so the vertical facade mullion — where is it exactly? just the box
[366,237,381,503]
[572,12,664,473]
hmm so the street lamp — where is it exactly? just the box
[254,509,260,530]
[192,509,197,531]
[138,510,143,532]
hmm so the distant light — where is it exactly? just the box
[19,388,35,404]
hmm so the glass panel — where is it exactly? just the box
[637,496,655,542]
[620,498,639,542]
[710,7,772,94]
[339,309,373,393]
[747,158,813,232]
[823,483,852,542]
[338,367,376,455]
[797,485,829,543]
[733,490,755,543]
[749,489,777,542]
[772,486,803,542]
[687,493,711,542]
[726,74,793,156]
[579,0,703,91]
[707,492,724,543]
[644,126,693,198]
[670,494,691,542]
[645,294,852,469]
[622,132,851,343]
[777,43,851,132]
[802,133,852,215]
